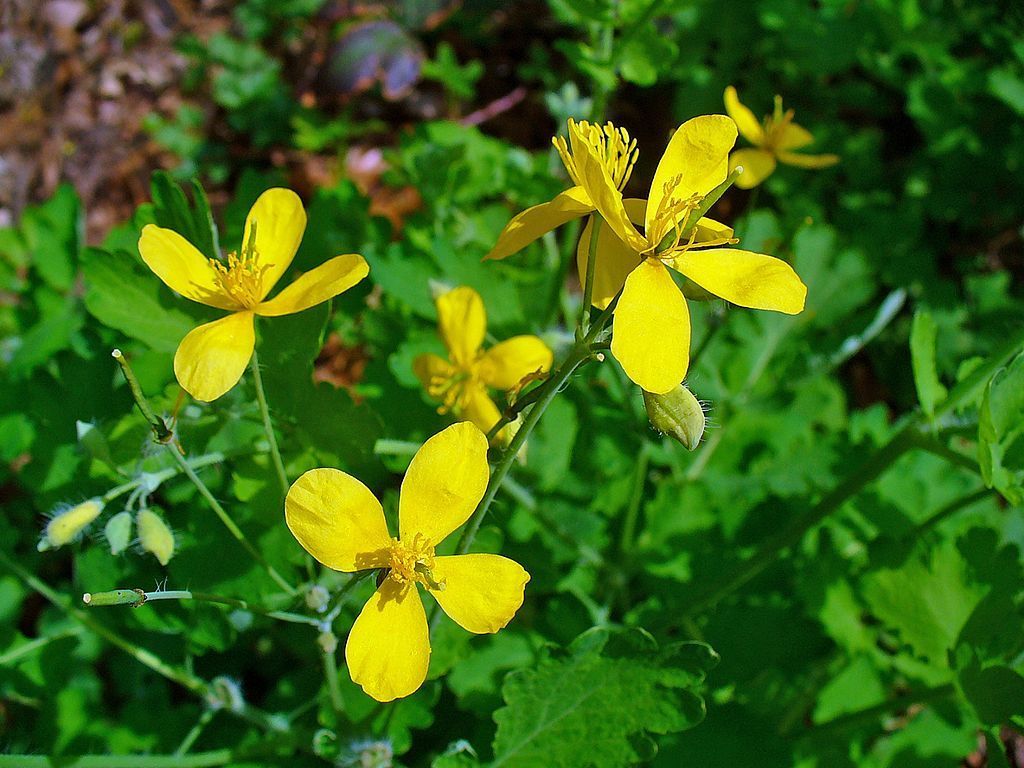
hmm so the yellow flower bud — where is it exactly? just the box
[104,511,133,556]
[40,500,103,550]
[643,384,706,450]
[137,508,175,566]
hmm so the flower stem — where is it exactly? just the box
[249,349,289,497]
[578,216,601,340]
[112,348,298,596]
[83,588,320,627]
[322,644,345,719]
[174,708,217,756]
[166,448,298,595]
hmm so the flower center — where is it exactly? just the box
[645,175,739,260]
[386,534,443,590]
[554,119,638,192]
[761,95,796,151]
[423,365,478,416]
[209,248,268,309]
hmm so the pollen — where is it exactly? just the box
[209,248,268,309]
[424,368,476,416]
[553,119,638,191]
[386,534,444,590]
[760,95,797,151]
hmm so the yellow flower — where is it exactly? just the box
[138,188,369,402]
[413,286,552,443]
[484,118,638,261]
[724,86,839,189]
[571,115,808,394]
[285,422,530,702]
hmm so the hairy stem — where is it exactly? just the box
[249,349,289,496]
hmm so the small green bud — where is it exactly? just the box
[40,499,103,550]
[643,384,706,450]
[104,511,133,555]
[137,508,175,565]
[305,584,330,613]
[318,631,338,655]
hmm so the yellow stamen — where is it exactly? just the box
[385,534,444,590]
[553,119,638,191]
[209,248,268,309]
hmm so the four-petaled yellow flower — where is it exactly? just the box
[139,188,369,402]
[724,86,839,189]
[490,116,808,394]
[285,422,529,702]
[414,286,552,443]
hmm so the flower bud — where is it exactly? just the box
[104,511,133,555]
[39,499,103,551]
[643,384,706,450]
[137,508,174,565]
[305,584,330,613]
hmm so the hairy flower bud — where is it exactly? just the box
[104,511,133,555]
[39,499,103,551]
[643,384,706,450]
[137,508,175,565]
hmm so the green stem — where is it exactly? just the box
[101,450,257,506]
[83,589,320,627]
[323,642,345,719]
[166,447,298,596]
[113,349,297,595]
[912,433,982,476]
[620,443,651,555]
[175,708,217,756]
[249,349,289,496]
[0,750,250,768]
[112,349,174,443]
[914,488,993,534]
[0,626,82,665]
[0,550,208,697]
[578,216,601,339]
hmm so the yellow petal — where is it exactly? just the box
[413,353,456,390]
[346,579,429,702]
[646,115,737,235]
[460,384,506,441]
[285,468,392,572]
[693,216,735,242]
[485,186,594,260]
[776,150,840,169]
[724,86,765,145]
[242,188,307,300]
[611,259,690,394]
[398,422,489,546]
[431,554,530,634]
[573,142,648,253]
[730,148,777,189]
[776,121,815,150]
[138,225,237,310]
[256,254,368,317]
[671,247,806,314]
[436,286,486,367]
[576,200,644,309]
[478,336,553,390]
[173,311,255,401]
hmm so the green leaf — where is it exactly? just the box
[959,664,1024,725]
[977,351,1024,504]
[491,627,717,767]
[910,308,948,417]
[861,541,987,664]
[150,172,221,259]
[81,247,198,353]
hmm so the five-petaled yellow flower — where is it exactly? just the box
[139,188,369,402]
[724,86,839,189]
[285,422,529,702]
[488,116,807,394]
[414,286,552,443]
